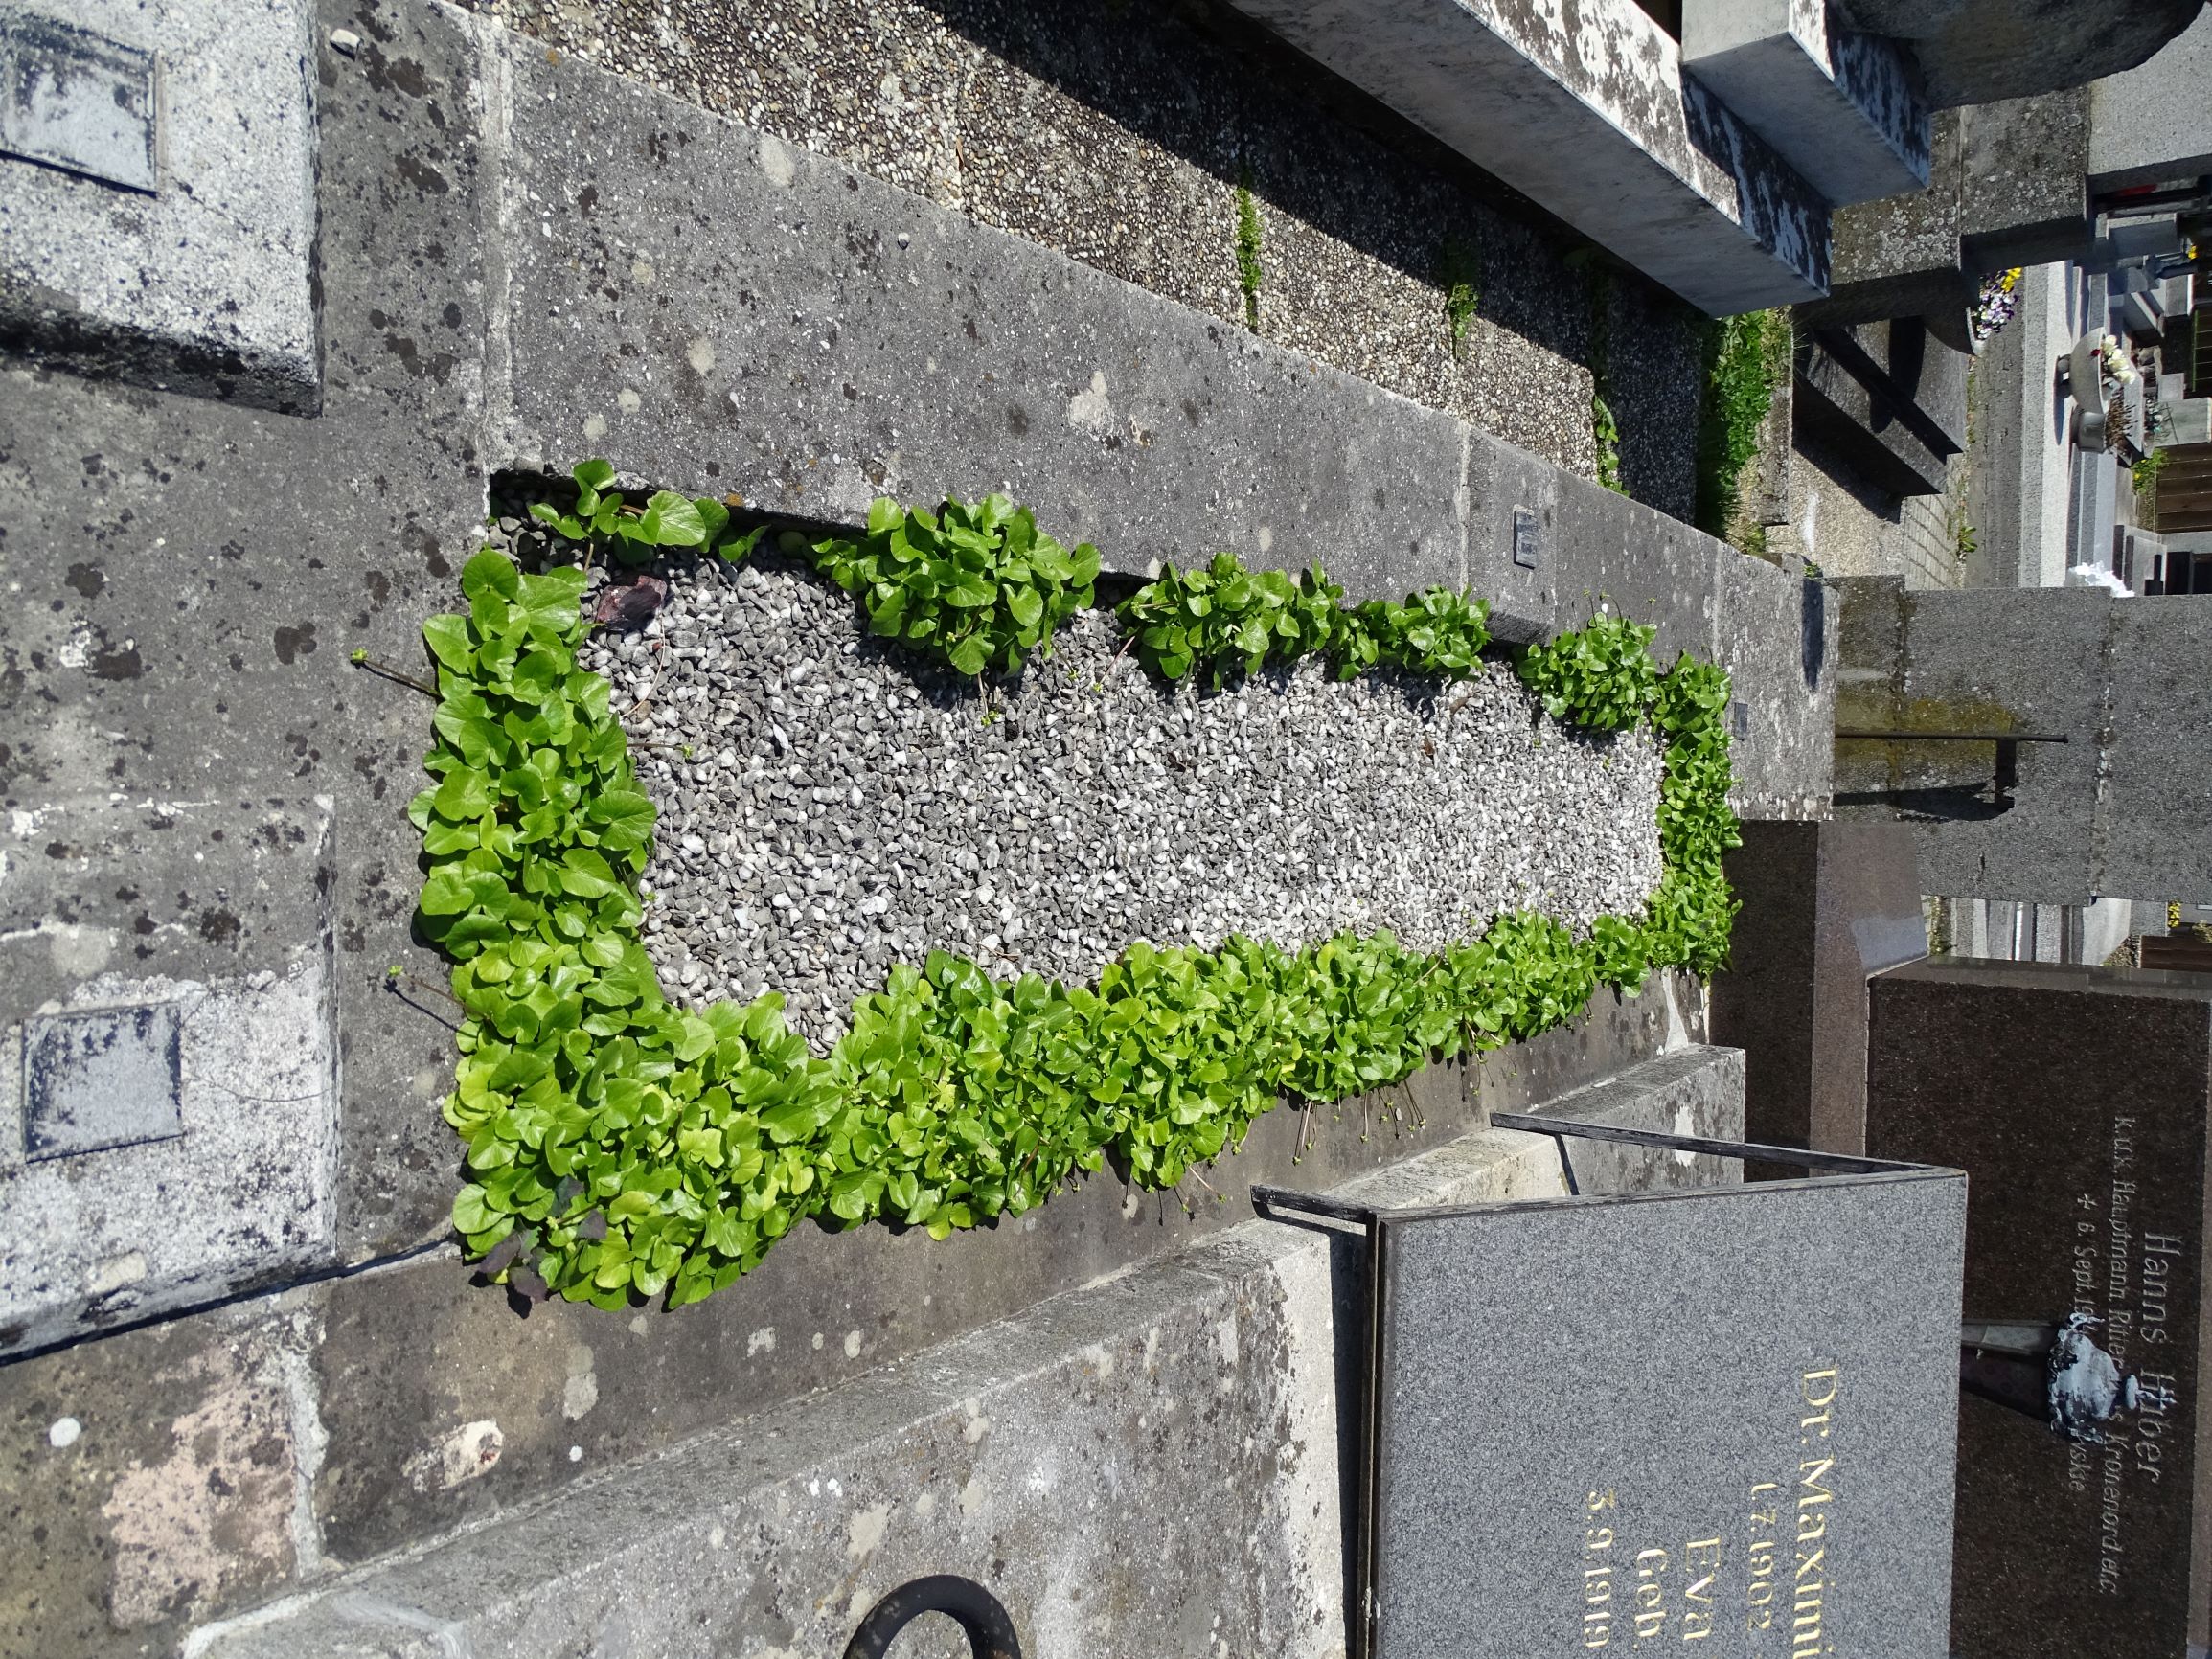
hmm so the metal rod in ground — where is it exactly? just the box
[1834,730,2067,743]
[1488,1113,1933,1174]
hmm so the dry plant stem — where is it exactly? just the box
[351,653,441,698]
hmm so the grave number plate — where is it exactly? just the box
[1512,507,1539,571]
[1,11,159,193]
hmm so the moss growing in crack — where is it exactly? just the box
[1234,172,1264,332]
[1695,309,1790,543]
[1585,266,1628,496]
[1440,233,1481,361]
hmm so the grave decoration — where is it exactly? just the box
[409,465,1742,1310]
[1258,1119,1968,1659]
[1869,957,2212,1659]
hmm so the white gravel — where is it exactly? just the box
[581,557,1666,1047]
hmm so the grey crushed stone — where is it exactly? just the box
[579,557,1664,1049]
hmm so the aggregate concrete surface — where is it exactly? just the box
[598,557,1664,1043]
[458,0,1702,486]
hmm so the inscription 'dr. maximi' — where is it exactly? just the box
[1576,1364,1841,1651]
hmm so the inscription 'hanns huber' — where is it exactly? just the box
[1576,1364,1840,1652]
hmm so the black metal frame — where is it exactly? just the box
[1834,729,2067,808]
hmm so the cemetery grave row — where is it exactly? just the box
[412,470,1743,1310]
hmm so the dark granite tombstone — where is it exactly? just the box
[1867,957,2212,1659]
[1711,819,1927,1164]
[1260,1128,1968,1659]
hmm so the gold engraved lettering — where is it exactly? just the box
[1581,1490,1617,1648]
[1746,1481,1780,1630]
[1799,1366,1838,1438]
[1680,1537,1722,1642]
[1797,1458,1835,1511]
[1633,1547,1669,1642]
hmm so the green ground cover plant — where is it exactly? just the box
[1696,309,1789,543]
[1235,175,1265,331]
[420,473,1741,1309]
[1114,552,1491,687]
[1440,234,1481,361]
[807,494,1100,678]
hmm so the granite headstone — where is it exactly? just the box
[1867,957,2212,1659]
[1711,819,1927,1165]
[1315,1165,1969,1658]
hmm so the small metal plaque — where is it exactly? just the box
[1730,698,1750,741]
[1512,506,1539,571]
[1,11,158,193]
[23,1004,184,1160]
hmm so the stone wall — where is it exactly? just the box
[448,0,1709,514]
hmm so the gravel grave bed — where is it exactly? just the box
[581,556,1666,1048]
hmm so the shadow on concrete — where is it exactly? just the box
[1801,579,1827,691]
[918,0,1608,372]
[1832,786,2012,821]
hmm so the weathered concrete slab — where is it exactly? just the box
[490,33,1833,814]
[0,1294,322,1657]
[2089,6,2212,191]
[0,0,320,410]
[0,0,499,1276]
[1834,584,2212,905]
[493,38,1471,605]
[190,1048,1747,1659]
[1216,0,1829,315]
[0,799,340,1357]
[1682,0,1930,206]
